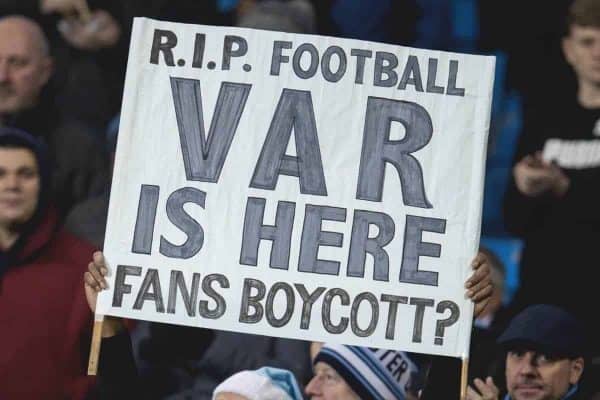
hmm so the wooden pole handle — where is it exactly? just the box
[87,315,104,376]
[460,356,469,400]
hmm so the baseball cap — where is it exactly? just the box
[497,304,586,358]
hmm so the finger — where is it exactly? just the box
[521,154,535,165]
[84,271,101,292]
[470,283,493,302]
[466,385,482,400]
[522,169,550,183]
[467,272,492,297]
[473,378,496,397]
[92,250,104,265]
[88,261,107,289]
[466,259,489,288]
[474,298,490,317]
[549,162,566,178]
[471,252,486,268]
[92,251,108,275]
[486,377,499,395]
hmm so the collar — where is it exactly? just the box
[504,384,579,400]
[0,207,59,277]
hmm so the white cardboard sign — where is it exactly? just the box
[98,17,495,358]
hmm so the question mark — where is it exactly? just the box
[434,301,460,345]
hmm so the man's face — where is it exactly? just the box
[0,148,40,229]
[305,362,361,400]
[505,349,584,400]
[0,19,52,115]
[563,25,600,88]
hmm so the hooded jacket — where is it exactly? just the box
[0,127,96,399]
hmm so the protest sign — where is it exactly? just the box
[96,17,495,358]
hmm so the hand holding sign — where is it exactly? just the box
[84,251,125,338]
[86,249,492,341]
[467,253,493,318]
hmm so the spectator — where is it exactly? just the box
[0,127,95,399]
[0,15,108,214]
[467,304,587,400]
[213,367,304,400]
[503,0,600,360]
[307,343,423,399]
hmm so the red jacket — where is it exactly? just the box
[0,209,96,399]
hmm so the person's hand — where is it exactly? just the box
[58,9,121,51]
[84,251,124,337]
[547,160,570,197]
[466,377,500,400]
[513,153,569,197]
[40,0,91,20]
[466,252,493,318]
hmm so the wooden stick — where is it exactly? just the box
[87,314,104,376]
[460,356,469,400]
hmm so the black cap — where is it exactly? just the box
[497,304,586,358]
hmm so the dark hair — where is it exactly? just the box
[567,0,600,30]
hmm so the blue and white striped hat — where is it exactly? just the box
[314,344,426,400]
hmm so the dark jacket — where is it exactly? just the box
[503,98,600,357]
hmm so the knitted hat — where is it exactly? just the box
[212,367,303,400]
[314,344,425,400]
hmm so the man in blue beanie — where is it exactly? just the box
[467,304,587,400]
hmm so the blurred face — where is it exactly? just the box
[305,362,361,400]
[0,148,40,230]
[505,349,584,400]
[0,18,52,116]
[563,25,600,89]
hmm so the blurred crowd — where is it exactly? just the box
[1,0,599,399]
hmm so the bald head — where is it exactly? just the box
[0,15,53,116]
[0,16,50,57]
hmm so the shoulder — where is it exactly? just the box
[45,229,97,267]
